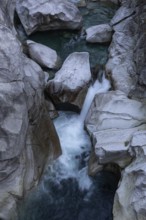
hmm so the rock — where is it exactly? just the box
[45,52,91,110]
[113,131,146,220]
[110,6,135,26]
[16,0,82,35]
[0,9,61,220]
[85,91,146,170]
[106,15,138,94]
[26,40,61,70]
[86,24,113,43]
[89,0,119,4]
[85,90,146,132]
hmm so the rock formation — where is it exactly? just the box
[0,0,146,219]
[85,0,146,219]
[0,1,61,219]
[86,24,113,43]
[16,0,82,35]
[45,52,91,111]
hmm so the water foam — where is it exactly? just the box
[41,75,110,191]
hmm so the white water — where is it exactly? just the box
[42,75,110,191]
[80,74,111,122]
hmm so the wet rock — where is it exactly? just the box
[86,24,113,43]
[16,0,82,35]
[113,131,146,220]
[45,52,91,110]
[26,40,61,70]
[85,91,146,168]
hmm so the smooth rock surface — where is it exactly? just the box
[26,40,61,70]
[85,91,146,170]
[113,131,146,220]
[85,90,146,133]
[16,0,82,35]
[110,6,135,26]
[86,24,113,43]
[0,5,61,219]
[45,52,91,110]
[106,7,138,95]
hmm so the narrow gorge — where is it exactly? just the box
[0,0,146,220]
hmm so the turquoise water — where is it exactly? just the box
[29,2,118,68]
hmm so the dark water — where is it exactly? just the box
[29,2,118,67]
[18,111,120,220]
[18,172,119,220]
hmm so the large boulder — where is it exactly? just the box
[86,24,113,43]
[16,0,82,35]
[113,131,146,220]
[45,52,91,110]
[0,7,61,220]
[26,40,61,70]
[85,91,146,171]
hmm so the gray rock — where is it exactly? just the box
[86,24,113,43]
[26,40,61,70]
[106,16,138,94]
[0,8,61,220]
[46,52,91,110]
[16,0,82,35]
[85,91,146,169]
[85,90,146,133]
[113,131,146,220]
[110,6,135,26]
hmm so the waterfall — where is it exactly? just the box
[80,74,111,122]
[40,74,111,192]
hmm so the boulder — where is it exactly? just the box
[85,90,146,133]
[45,52,91,110]
[26,40,61,70]
[113,131,146,220]
[16,0,82,35]
[86,24,113,43]
[85,91,146,170]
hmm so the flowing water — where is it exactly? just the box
[18,2,120,220]
[18,77,119,220]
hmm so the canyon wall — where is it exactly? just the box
[0,1,61,219]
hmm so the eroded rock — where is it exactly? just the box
[86,24,113,43]
[85,91,146,170]
[26,40,61,70]
[106,6,138,95]
[45,52,91,110]
[16,0,82,35]
[113,131,146,220]
[0,8,61,220]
